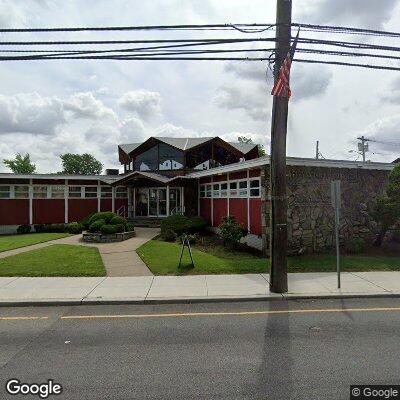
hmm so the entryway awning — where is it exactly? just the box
[111,171,171,186]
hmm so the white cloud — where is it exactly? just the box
[64,92,117,121]
[0,92,65,135]
[0,0,27,27]
[118,90,162,121]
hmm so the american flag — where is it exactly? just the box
[271,30,300,98]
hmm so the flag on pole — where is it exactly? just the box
[271,29,300,98]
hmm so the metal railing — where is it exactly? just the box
[170,206,185,215]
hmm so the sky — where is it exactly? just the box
[0,0,400,173]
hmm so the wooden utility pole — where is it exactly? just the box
[269,0,292,293]
[315,141,320,159]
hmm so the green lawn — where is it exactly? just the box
[0,244,106,277]
[0,233,71,252]
[137,239,400,275]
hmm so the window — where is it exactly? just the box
[229,181,238,197]
[0,186,11,199]
[238,180,248,197]
[69,186,82,198]
[200,185,205,198]
[206,184,212,198]
[33,186,48,199]
[213,183,220,198]
[134,145,158,171]
[116,187,127,198]
[51,186,65,199]
[84,187,98,198]
[101,187,112,198]
[250,179,261,197]
[220,183,227,198]
[159,143,184,170]
[14,185,29,199]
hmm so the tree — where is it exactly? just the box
[3,153,36,173]
[238,136,266,156]
[60,153,103,175]
[372,163,400,246]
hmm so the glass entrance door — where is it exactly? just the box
[169,188,182,215]
[148,188,167,217]
[158,189,167,216]
[149,189,158,216]
[136,188,148,217]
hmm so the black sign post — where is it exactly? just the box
[178,234,195,269]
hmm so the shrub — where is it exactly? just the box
[46,224,66,233]
[188,216,207,233]
[88,212,117,225]
[218,216,247,247]
[89,219,106,233]
[345,237,367,254]
[66,222,83,234]
[34,224,46,233]
[80,213,95,230]
[109,215,127,226]
[114,224,125,233]
[100,224,119,235]
[161,215,191,236]
[17,224,31,234]
[163,229,177,242]
[125,222,135,232]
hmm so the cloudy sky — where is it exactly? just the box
[0,0,400,173]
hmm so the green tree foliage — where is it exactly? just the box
[218,216,247,247]
[60,153,103,175]
[373,163,400,246]
[3,153,36,173]
[238,136,266,156]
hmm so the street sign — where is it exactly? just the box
[331,181,341,289]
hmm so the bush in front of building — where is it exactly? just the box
[80,213,95,230]
[100,224,121,235]
[160,215,208,239]
[33,224,46,233]
[66,222,83,234]
[88,212,117,225]
[89,219,106,233]
[125,222,135,232]
[109,215,127,226]
[218,216,247,247]
[17,224,32,234]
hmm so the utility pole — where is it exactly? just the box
[269,0,292,293]
[357,135,369,162]
[315,141,319,159]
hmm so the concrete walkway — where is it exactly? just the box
[1,271,400,305]
[0,227,160,277]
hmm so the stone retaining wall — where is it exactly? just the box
[262,165,390,254]
[82,230,136,243]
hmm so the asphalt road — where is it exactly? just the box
[1,298,400,400]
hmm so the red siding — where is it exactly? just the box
[230,171,247,180]
[249,169,261,178]
[200,177,211,184]
[0,200,29,225]
[115,199,128,213]
[228,199,247,228]
[200,199,211,225]
[101,199,112,212]
[68,199,98,222]
[249,199,262,235]
[213,199,227,226]
[33,199,64,224]
[213,174,227,182]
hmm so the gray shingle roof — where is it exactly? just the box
[119,136,258,156]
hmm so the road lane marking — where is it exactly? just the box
[60,307,400,320]
[0,316,48,320]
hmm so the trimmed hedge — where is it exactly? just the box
[125,222,135,232]
[89,219,106,233]
[88,212,116,225]
[66,222,83,234]
[160,215,208,238]
[110,215,127,226]
[17,224,31,234]
[100,224,119,235]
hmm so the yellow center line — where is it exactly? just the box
[60,307,400,320]
[0,316,49,320]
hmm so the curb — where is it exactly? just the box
[1,292,400,307]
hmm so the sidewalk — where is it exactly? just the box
[1,271,400,306]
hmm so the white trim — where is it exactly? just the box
[111,187,115,212]
[0,173,117,184]
[211,176,214,226]
[64,180,68,223]
[166,185,170,216]
[29,179,33,225]
[247,170,250,233]
[197,180,200,216]
[227,172,230,216]
[187,155,395,178]
[97,180,101,212]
